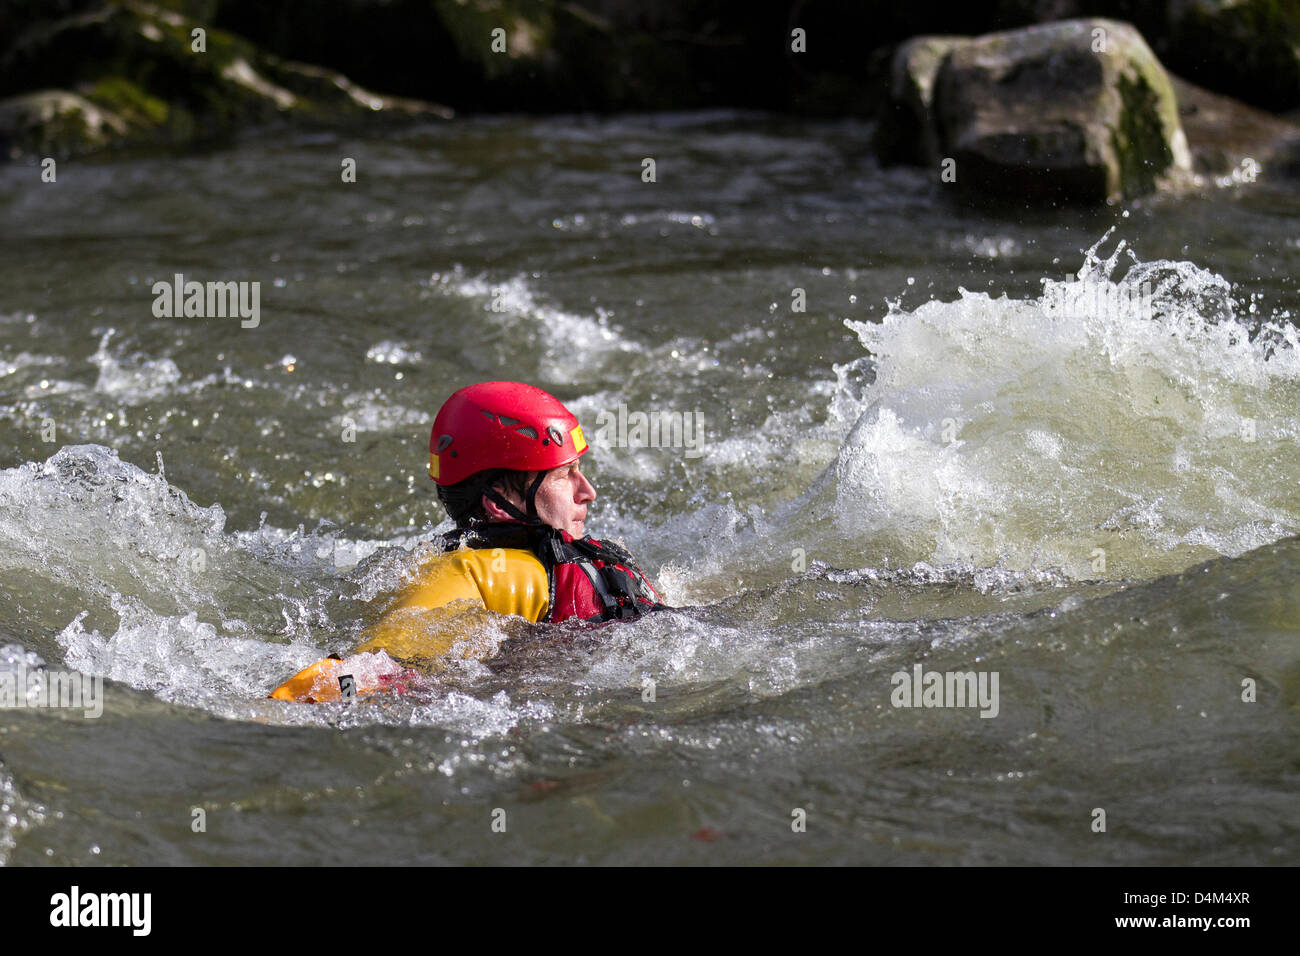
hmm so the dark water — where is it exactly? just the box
[0,113,1296,864]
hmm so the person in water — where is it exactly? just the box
[270,381,663,701]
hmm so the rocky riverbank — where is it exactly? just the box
[3,0,1299,204]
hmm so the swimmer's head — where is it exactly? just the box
[430,382,595,537]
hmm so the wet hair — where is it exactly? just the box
[437,468,537,527]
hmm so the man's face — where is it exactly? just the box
[535,461,597,537]
[484,460,596,538]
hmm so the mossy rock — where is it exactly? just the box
[0,90,129,159]
[85,76,170,127]
[0,0,450,159]
[930,18,1191,203]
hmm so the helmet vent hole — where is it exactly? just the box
[480,410,497,423]
[498,415,521,427]
[514,426,538,439]
[436,435,454,452]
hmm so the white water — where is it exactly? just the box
[1,233,1297,731]
[828,231,1300,577]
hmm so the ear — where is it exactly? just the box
[481,493,516,522]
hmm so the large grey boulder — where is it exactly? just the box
[874,36,966,166]
[880,18,1193,203]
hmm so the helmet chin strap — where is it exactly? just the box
[524,471,547,519]
[482,471,549,525]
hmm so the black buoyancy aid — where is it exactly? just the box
[437,521,664,624]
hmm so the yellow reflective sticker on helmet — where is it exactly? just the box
[571,425,587,453]
[429,452,439,480]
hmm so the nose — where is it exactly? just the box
[576,471,596,503]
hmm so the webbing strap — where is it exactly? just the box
[482,486,538,524]
[576,561,620,613]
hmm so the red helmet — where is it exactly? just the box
[429,381,589,487]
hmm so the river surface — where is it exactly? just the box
[0,113,1296,864]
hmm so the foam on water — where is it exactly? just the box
[327,394,430,433]
[829,231,1300,577]
[90,331,183,398]
[54,594,570,736]
[364,340,424,365]
[4,443,818,731]
[577,606,823,698]
[424,267,635,383]
[57,596,320,712]
[0,445,230,609]
[0,445,573,731]
[4,231,1296,738]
